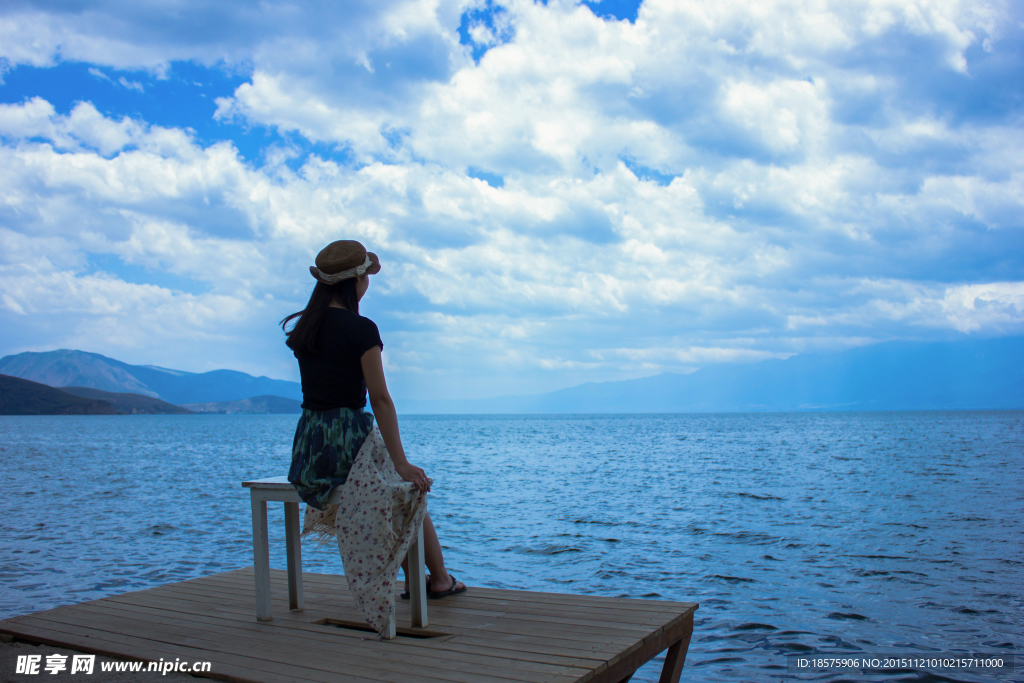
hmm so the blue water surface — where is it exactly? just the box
[1,412,1021,682]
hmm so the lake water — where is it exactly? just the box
[1,412,1021,682]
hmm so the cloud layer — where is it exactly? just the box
[1,0,1021,398]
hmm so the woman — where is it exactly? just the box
[281,240,466,613]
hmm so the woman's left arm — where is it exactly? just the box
[361,345,431,491]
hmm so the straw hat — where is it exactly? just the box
[309,240,381,284]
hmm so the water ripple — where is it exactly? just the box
[1,412,1022,682]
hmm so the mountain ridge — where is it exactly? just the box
[0,349,302,405]
[60,386,194,415]
[0,374,118,415]
[181,395,303,414]
[2,337,1021,414]
[394,336,1024,413]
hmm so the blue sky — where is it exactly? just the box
[0,0,1022,400]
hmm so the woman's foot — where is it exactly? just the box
[427,570,467,599]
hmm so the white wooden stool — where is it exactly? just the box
[241,476,428,636]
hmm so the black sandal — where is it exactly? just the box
[427,572,466,599]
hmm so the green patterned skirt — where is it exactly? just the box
[288,407,375,510]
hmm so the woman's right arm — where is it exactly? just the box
[361,345,431,492]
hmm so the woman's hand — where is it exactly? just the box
[395,461,432,492]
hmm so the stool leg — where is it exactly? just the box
[250,494,272,621]
[284,501,304,611]
[408,519,427,628]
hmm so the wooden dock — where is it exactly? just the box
[0,567,697,683]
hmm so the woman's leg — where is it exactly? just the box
[403,512,465,593]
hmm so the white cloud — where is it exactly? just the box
[1,293,25,315]
[720,78,828,155]
[941,282,1024,332]
[782,278,1024,335]
[118,76,144,92]
[0,98,146,156]
[0,0,1021,397]
[601,345,793,364]
[87,67,113,83]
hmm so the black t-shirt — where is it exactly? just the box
[295,308,383,410]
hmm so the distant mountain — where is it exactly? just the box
[0,350,155,395]
[396,336,1024,414]
[0,374,118,415]
[181,395,303,414]
[4,337,1020,416]
[0,350,301,405]
[59,387,194,415]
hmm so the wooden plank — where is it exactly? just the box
[582,612,694,683]
[618,613,691,681]
[3,618,373,683]
[196,570,684,627]
[117,581,647,651]
[46,581,635,665]
[98,590,615,667]
[0,568,698,683]
[268,570,693,613]
[95,592,608,670]
[3,618,385,683]
[155,579,669,639]
[150,579,667,642]
[102,578,673,661]
[442,594,694,618]
[67,600,594,681]
[435,589,690,612]
[195,568,693,616]
[20,603,585,683]
[106,590,375,626]
[12,612,576,683]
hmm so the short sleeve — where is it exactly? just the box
[357,316,383,356]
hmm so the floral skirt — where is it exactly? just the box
[289,409,431,639]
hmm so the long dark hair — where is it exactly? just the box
[281,278,359,354]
